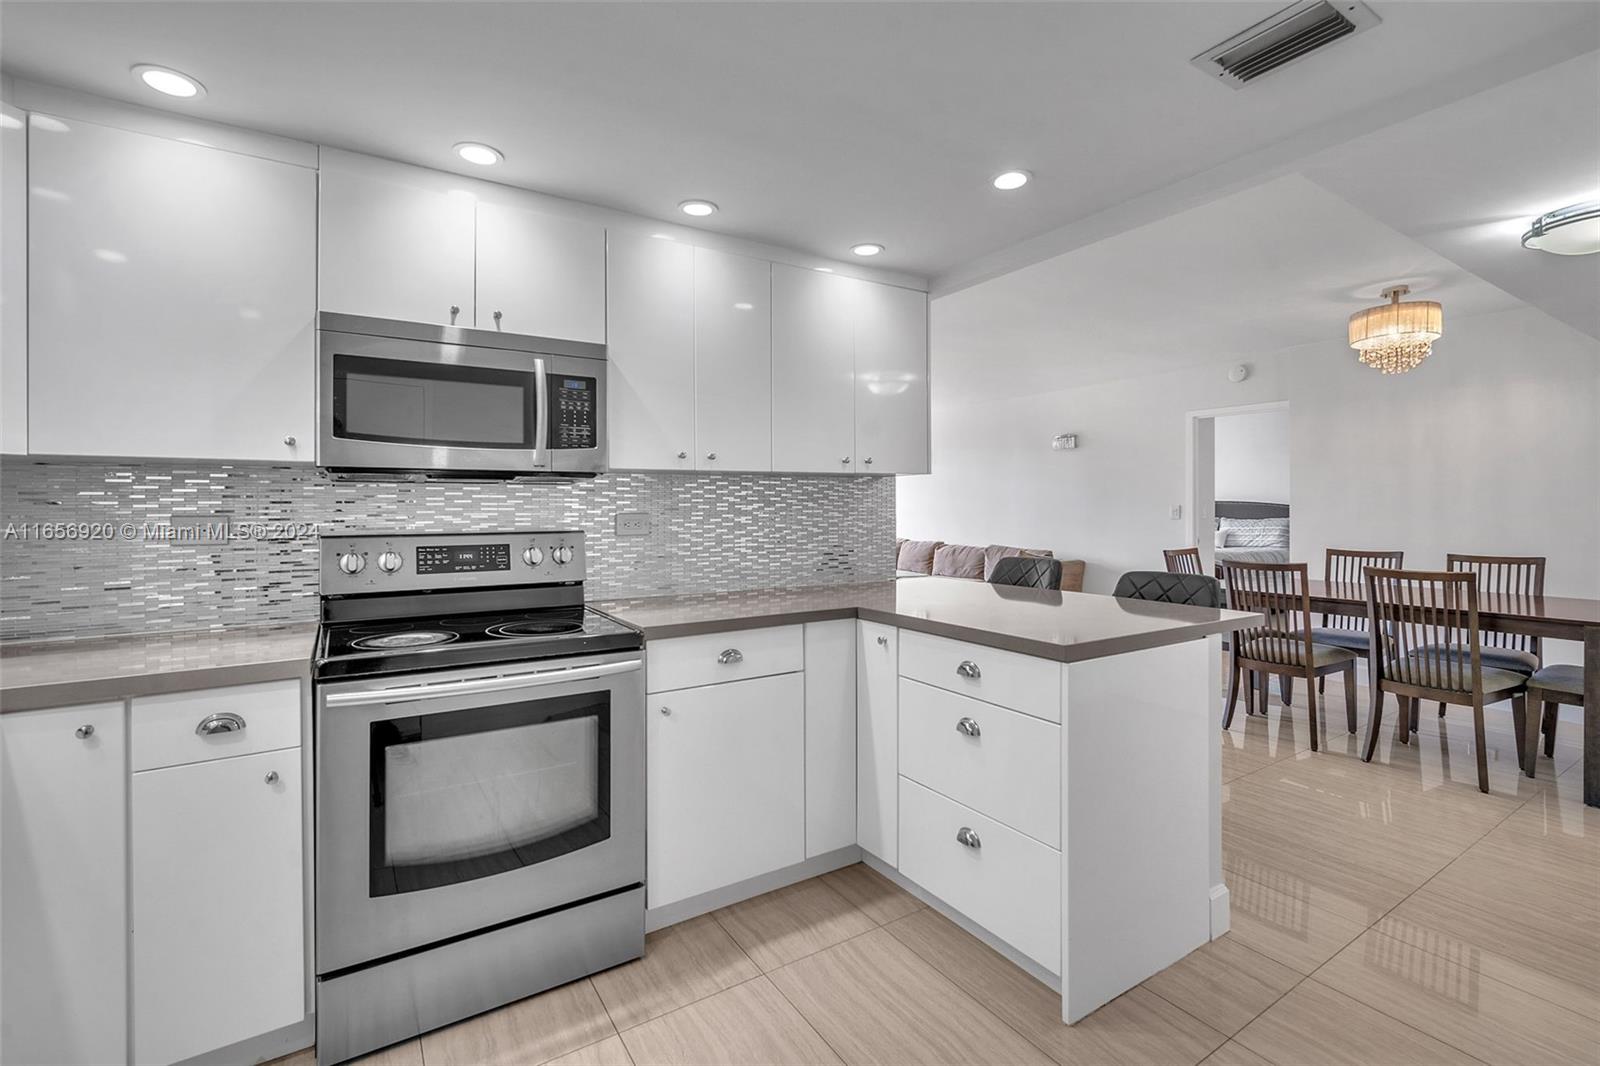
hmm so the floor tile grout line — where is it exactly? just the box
[759,961,857,1066]
[1139,935,1310,1048]
[1260,975,1496,1066]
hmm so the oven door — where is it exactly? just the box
[318,327,548,474]
[315,652,643,974]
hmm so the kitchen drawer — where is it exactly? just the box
[898,776,1060,974]
[131,678,301,772]
[898,679,1060,847]
[646,625,803,693]
[898,630,1061,722]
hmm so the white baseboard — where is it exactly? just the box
[645,846,861,932]
[1209,882,1231,939]
[174,1014,313,1066]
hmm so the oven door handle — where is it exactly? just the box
[323,658,640,707]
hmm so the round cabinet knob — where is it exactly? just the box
[522,545,545,567]
[841,456,851,464]
[659,706,671,716]
[264,770,279,785]
[863,457,873,465]
[75,724,95,740]
[553,545,574,565]
[677,451,688,460]
[706,452,717,461]
[283,435,297,447]
[377,551,404,574]
[338,551,366,575]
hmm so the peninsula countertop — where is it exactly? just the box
[0,623,319,713]
[596,576,1257,662]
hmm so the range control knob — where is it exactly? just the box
[377,551,404,574]
[553,545,575,566]
[337,551,366,575]
[522,546,545,567]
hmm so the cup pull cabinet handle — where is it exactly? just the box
[74,724,95,740]
[956,660,981,680]
[195,712,246,736]
[717,649,744,665]
[876,635,888,647]
[955,717,981,738]
[956,826,982,850]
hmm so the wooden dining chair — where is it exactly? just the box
[1164,547,1204,576]
[1219,561,1358,749]
[1312,549,1404,695]
[1521,664,1583,778]
[1361,568,1530,793]
[1428,554,1546,721]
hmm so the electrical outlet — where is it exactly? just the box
[615,512,651,537]
[1169,505,1183,520]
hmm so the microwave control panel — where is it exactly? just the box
[550,375,598,450]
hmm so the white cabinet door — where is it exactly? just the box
[319,166,474,327]
[804,620,856,857]
[1,102,25,455]
[647,673,804,908]
[854,282,928,474]
[606,233,695,470]
[772,264,856,474]
[28,115,316,462]
[856,621,899,865]
[132,749,304,1065]
[1,702,127,1066]
[694,247,771,472]
[475,201,605,342]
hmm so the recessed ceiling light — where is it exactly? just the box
[851,243,884,257]
[992,169,1031,191]
[132,64,204,99]
[679,199,718,217]
[1522,200,1600,255]
[454,142,503,166]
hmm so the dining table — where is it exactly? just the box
[1306,581,1600,808]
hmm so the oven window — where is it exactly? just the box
[368,692,609,896]
[333,354,536,449]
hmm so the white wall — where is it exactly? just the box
[1213,409,1289,504]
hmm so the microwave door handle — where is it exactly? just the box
[323,658,641,707]
[534,357,550,469]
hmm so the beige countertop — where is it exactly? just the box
[0,623,318,713]
[597,576,1257,662]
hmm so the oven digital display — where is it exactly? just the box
[415,543,511,574]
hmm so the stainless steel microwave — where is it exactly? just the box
[316,313,607,478]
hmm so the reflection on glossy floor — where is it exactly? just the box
[280,677,1597,1066]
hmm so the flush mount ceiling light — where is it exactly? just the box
[679,199,718,217]
[1522,200,1600,255]
[453,142,503,166]
[1347,285,1442,375]
[992,170,1031,191]
[132,64,204,99]
[851,243,885,257]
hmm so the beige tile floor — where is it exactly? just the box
[279,676,1597,1065]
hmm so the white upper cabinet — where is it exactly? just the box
[474,200,605,342]
[606,233,695,470]
[854,282,929,474]
[28,115,316,462]
[694,247,771,472]
[319,167,475,327]
[772,264,857,473]
[1,101,26,455]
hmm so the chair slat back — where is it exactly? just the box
[1446,554,1544,655]
[1366,568,1480,693]
[1164,547,1204,576]
[1220,561,1311,667]
[1322,549,1405,631]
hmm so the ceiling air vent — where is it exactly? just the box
[1191,0,1381,89]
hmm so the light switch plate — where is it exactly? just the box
[615,512,651,536]
[1169,505,1183,520]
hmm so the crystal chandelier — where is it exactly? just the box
[1347,286,1443,375]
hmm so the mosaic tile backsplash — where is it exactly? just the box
[0,460,896,642]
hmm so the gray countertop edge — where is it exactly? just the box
[0,657,312,714]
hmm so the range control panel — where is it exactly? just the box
[321,530,585,594]
[549,375,598,450]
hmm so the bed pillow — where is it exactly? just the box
[1218,516,1289,549]
[932,543,985,579]
[896,539,942,573]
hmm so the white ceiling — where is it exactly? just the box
[2,1,1596,278]
[929,174,1522,402]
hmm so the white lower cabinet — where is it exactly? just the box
[1,702,128,1066]
[132,749,305,1065]
[804,621,856,857]
[647,673,805,908]
[856,620,898,865]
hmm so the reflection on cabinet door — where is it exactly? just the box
[1,102,25,455]
[647,673,804,908]
[475,202,605,342]
[28,115,316,461]
[319,166,474,326]
[1,702,127,1066]
[856,621,899,865]
[695,247,771,472]
[854,283,928,474]
[772,264,856,473]
[132,749,305,1066]
[606,233,695,470]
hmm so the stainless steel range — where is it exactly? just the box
[312,530,643,1065]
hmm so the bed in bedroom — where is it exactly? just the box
[1214,501,1290,566]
